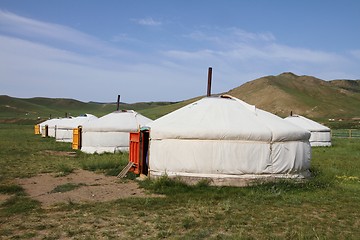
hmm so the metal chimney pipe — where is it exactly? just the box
[116,95,120,111]
[207,67,212,97]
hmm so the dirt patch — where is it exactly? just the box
[16,169,160,207]
[0,194,12,204]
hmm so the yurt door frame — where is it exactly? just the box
[72,126,82,150]
[129,129,149,175]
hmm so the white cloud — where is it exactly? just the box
[265,44,345,63]
[0,10,90,44]
[159,27,358,91]
[0,35,204,102]
[111,33,140,43]
[185,27,276,48]
[163,49,216,60]
[350,49,360,59]
[0,10,128,56]
[163,41,344,66]
[132,17,162,26]
[181,28,347,72]
[1,10,359,103]
[231,28,276,42]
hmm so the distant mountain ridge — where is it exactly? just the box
[328,79,360,93]
[226,72,360,118]
[1,72,360,121]
[0,95,175,120]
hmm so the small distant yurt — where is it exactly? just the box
[39,118,52,135]
[39,118,63,137]
[80,110,152,154]
[145,95,311,186]
[55,114,98,142]
[284,114,331,147]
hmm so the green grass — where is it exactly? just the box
[79,152,129,176]
[0,123,359,239]
[55,163,75,177]
[50,183,86,193]
[332,129,360,138]
[0,184,25,195]
[0,196,41,216]
[0,124,81,179]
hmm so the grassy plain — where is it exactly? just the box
[0,124,359,239]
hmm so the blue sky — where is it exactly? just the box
[1,0,360,103]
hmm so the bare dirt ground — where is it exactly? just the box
[0,194,11,204]
[15,169,159,207]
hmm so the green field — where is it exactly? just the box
[0,124,360,239]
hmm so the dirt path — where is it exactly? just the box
[16,169,159,207]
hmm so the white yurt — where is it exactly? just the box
[38,118,52,135]
[55,114,98,142]
[146,95,312,186]
[39,118,64,137]
[284,114,331,147]
[48,118,71,138]
[81,110,152,154]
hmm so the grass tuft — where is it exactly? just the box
[140,175,192,194]
[182,216,196,229]
[0,184,25,195]
[50,183,86,193]
[0,196,41,216]
[56,163,74,177]
[79,152,128,176]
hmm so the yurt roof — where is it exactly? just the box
[82,110,152,132]
[284,115,330,132]
[40,117,66,127]
[148,95,310,142]
[56,114,98,128]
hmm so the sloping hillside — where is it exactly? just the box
[1,72,359,123]
[138,97,202,119]
[226,72,360,119]
[0,95,174,121]
[328,79,360,92]
[0,95,112,119]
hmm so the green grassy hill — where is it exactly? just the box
[329,79,360,92]
[0,95,108,119]
[227,72,360,120]
[0,95,175,123]
[138,97,202,120]
[1,72,360,127]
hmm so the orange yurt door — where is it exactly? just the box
[129,129,149,175]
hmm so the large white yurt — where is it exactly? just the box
[146,95,312,186]
[284,114,331,147]
[81,110,152,154]
[55,114,98,142]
